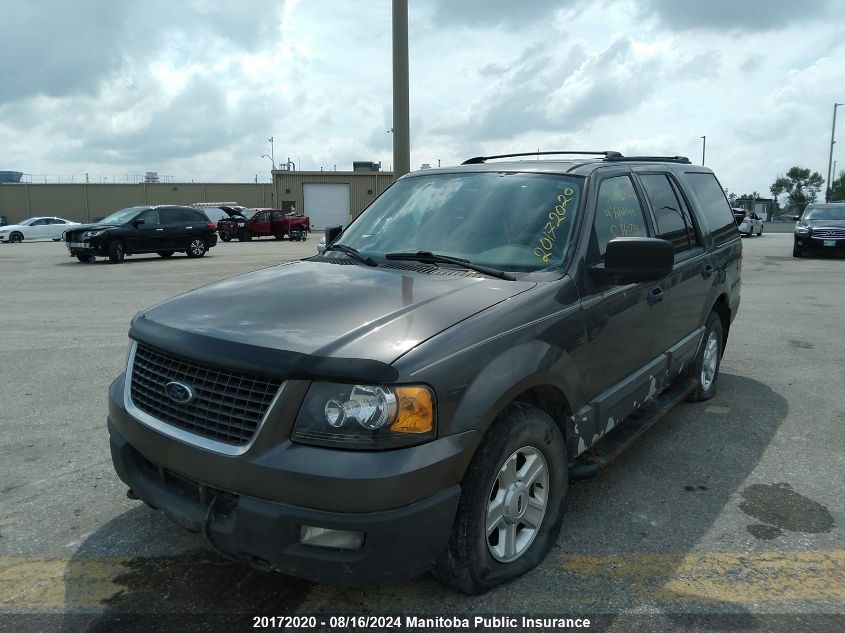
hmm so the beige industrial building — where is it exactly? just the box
[0,170,396,228]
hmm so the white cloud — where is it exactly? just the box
[0,0,843,193]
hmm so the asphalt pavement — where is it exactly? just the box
[0,233,843,632]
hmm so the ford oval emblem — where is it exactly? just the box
[165,381,194,404]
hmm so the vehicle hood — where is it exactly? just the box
[64,223,120,235]
[805,219,845,228]
[221,208,247,218]
[135,259,535,364]
[0,224,26,232]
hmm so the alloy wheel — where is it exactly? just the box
[700,330,719,391]
[485,446,549,562]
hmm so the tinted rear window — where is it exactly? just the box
[683,173,738,245]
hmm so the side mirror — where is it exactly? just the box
[133,218,146,226]
[590,237,674,284]
[325,224,343,245]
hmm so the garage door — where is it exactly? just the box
[303,183,351,230]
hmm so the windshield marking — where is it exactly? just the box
[534,187,574,262]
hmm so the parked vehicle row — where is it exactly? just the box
[64,205,218,263]
[0,216,79,242]
[108,151,741,594]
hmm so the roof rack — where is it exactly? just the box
[604,155,692,164]
[462,151,622,164]
[461,151,692,165]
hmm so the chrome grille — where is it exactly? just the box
[129,343,282,446]
[812,229,845,238]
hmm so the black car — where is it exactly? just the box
[64,205,218,263]
[793,203,845,257]
[0,215,8,227]
[106,151,741,593]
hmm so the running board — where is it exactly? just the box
[569,377,699,479]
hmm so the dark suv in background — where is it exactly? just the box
[107,151,741,593]
[64,205,218,263]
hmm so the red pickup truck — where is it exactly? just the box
[218,208,310,242]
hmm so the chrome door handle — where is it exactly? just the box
[156,228,164,231]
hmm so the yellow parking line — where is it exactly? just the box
[1,550,843,609]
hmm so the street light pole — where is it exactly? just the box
[826,103,842,202]
[700,135,706,166]
[392,0,410,178]
[268,137,276,170]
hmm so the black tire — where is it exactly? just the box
[9,232,23,243]
[186,238,206,258]
[274,234,285,240]
[76,254,95,263]
[433,403,567,594]
[220,232,232,242]
[238,229,252,242]
[757,227,763,236]
[687,311,724,402]
[157,251,175,258]
[107,240,125,263]
[793,248,802,258]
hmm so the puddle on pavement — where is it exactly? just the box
[740,483,834,539]
[788,339,814,350]
[89,550,313,613]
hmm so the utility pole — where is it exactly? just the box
[826,103,842,202]
[700,136,706,166]
[268,136,275,170]
[392,0,410,177]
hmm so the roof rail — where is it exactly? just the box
[462,151,622,164]
[604,155,692,164]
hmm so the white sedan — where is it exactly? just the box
[737,211,764,237]
[0,217,79,243]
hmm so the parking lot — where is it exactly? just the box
[1,233,843,631]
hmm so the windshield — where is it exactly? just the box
[803,205,845,221]
[97,207,147,225]
[335,172,583,272]
[18,217,39,226]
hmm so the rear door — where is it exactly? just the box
[577,170,663,431]
[636,170,712,373]
[270,210,286,236]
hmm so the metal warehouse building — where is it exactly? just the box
[272,169,395,229]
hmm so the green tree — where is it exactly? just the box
[770,167,824,212]
[831,171,845,202]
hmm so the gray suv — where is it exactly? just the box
[107,151,741,593]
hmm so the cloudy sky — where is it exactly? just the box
[1,0,843,193]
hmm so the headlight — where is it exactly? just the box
[292,382,435,449]
[795,224,810,235]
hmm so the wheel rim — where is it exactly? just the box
[190,240,204,255]
[11,233,21,243]
[116,243,123,257]
[700,330,719,391]
[486,446,549,563]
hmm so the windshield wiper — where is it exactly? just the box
[324,243,378,267]
[384,251,516,281]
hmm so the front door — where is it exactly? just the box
[127,208,162,252]
[270,210,286,236]
[251,211,271,236]
[577,171,663,439]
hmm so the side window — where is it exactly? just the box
[684,172,738,246]
[33,219,49,225]
[190,210,208,222]
[257,212,270,222]
[640,174,697,254]
[592,176,648,260]
[158,208,182,224]
[136,209,160,226]
[270,210,284,221]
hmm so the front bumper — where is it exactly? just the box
[110,421,460,583]
[794,235,845,253]
[107,373,473,583]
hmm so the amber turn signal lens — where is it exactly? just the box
[390,386,434,434]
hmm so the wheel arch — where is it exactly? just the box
[712,292,731,351]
